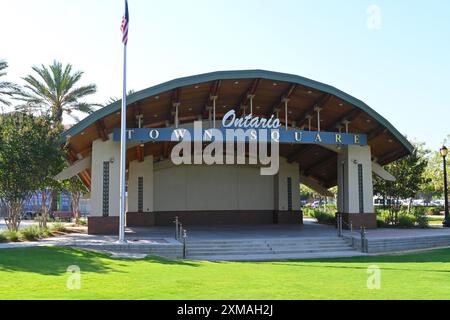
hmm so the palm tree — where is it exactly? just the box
[15,61,98,127]
[0,60,19,109]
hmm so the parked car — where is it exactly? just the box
[21,211,38,220]
[432,200,445,206]
[53,211,74,222]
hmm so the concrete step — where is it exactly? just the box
[186,237,356,259]
[188,251,366,261]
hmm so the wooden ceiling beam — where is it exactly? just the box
[378,148,407,165]
[327,109,362,132]
[136,144,145,162]
[238,79,262,115]
[368,126,388,141]
[287,145,318,163]
[305,155,337,176]
[296,94,332,128]
[202,80,222,116]
[95,119,108,141]
[269,84,297,116]
[168,88,182,124]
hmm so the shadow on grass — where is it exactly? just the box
[0,246,118,276]
[0,247,203,275]
[143,256,201,267]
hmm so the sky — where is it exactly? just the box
[0,0,449,151]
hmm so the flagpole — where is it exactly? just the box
[119,33,127,244]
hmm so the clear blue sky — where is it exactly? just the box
[1,0,449,150]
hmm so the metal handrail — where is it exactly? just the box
[360,226,368,253]
[182,229,188,259]
[174,216,188,259]
[336,213,353,237]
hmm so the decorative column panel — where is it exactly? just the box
[91,137,121,217]
[274,158,303,224]
[128,155,154,213]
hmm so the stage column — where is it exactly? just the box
[274,158,303,224]
[127,155,155,227]
[337,145,376,229]
[88,137,121,234]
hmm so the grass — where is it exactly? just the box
[0,247,450,300]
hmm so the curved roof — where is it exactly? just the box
[62,69,413,188]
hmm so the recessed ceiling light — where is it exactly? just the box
[154,114,158,118]
[154,96,160,100]
[307,90,313,94]
[81,132,85,136]
[140,143,145,147]
[194,86,200,89]
[366,119,372,123]
[339,103,344,107]
[188,108,193,111]
[234,81,239,85]
[273,83,278,86]
[289,111,293,114]
[388,139,393,143]
[256,106,261,109]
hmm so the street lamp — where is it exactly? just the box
[440,146,450,227]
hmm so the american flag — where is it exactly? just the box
[120,0,129,45]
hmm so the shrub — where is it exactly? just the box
[3,230,20,242]
[0,233,7,243]
[311,210,336,225]
[302,208,314,217]
[416,215,429,228]
[398,214,415,228]
[19,226,47,241]
[51,221,67,233]
[376,208,390,222]
[377,217,388,228]
[427,206,444,216]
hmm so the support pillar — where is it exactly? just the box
[89,137,121,235]
[337,145,376,229]
[274,158,303,224]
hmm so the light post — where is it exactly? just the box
[440,146,450,227]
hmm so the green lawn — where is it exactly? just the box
[0,246,449,300]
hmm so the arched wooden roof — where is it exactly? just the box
[62,70,413,189]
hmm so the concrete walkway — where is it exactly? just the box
[1,223,449,260]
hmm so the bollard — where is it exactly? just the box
[337,214,343,237]
[178,223,183,241]
[360,226,367,253]
[174,216,179,240]
[182,229,188,259]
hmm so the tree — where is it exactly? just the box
[63,176,88,225]
[373,141,429,224]
[0,113,63,231]
[15,61,98,127]
[0,60,19,110]
[106,89,135,105]
[422,150,445,202]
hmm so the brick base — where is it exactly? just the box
[274,211,304,224]
[88,217,120,235]
[126,211,303,228]
[337,213,377,229]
